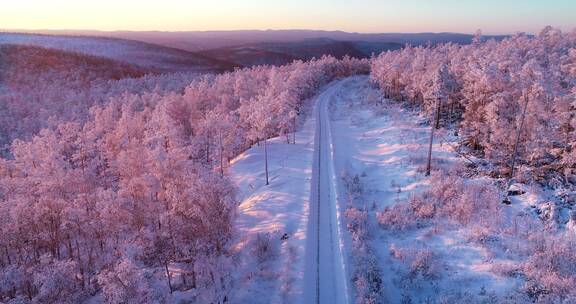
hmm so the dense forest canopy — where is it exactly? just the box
[0,53,369,303]
[371,27,576,185]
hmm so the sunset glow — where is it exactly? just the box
[1,0,574,33]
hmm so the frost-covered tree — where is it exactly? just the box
[371,26,576,182]
[0,53,369,302]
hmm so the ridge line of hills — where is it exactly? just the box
[0,30,508,69]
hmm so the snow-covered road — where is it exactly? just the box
[303,79,351,304]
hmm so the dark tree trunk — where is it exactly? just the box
[17,246,23,264]
[192,270,197,289]
[75,239,85,289]
[4,246,11,265]
[219,134,224,177]
[206,133,211,165]
[435,98,442,129]
[426,125,435,176]
[26,281,33,301]
[191,259,197,289]
[33,240,39,264]
[164,260,173,294]
[66,235,73,260]
[182,271,187,287]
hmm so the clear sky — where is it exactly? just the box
[1,0,574,34]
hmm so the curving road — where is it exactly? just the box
[303,79,350,304]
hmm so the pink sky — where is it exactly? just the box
[1,0,574,34]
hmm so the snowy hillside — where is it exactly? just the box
[198,39,393,67]
[0,44,203,156]
[0,32,237,72]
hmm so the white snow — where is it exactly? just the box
[228,90,316,303]
[327,76,521,302]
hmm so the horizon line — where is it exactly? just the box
[0,27,547,36]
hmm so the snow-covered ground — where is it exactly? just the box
[228,88,316,303]
[328,76,521,302]
[328,76,576,303]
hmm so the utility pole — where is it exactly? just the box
[426,97,442,176]
[264,138,269,185]
[293,116,297,144]
[503,94,530,204]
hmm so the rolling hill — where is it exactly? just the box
[39,29,505,51]
[0,32,238,73]
[199,38,403,67]
[2,30,507,68]
[0,44,147,88]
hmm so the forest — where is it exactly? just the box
[0,26,575,303]
[0,50,368,302]
[371,27,576,185]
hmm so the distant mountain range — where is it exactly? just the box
[0,30,509,68]
[13,29,507,50]
[196,38,404,67]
